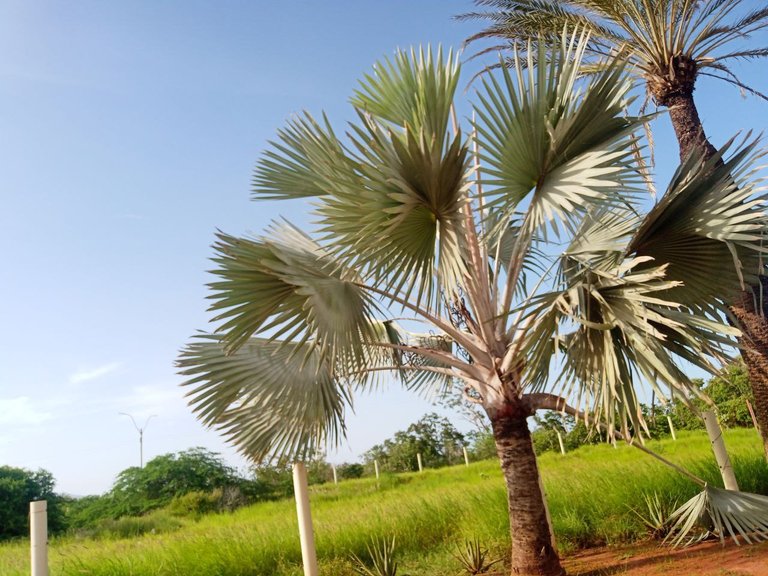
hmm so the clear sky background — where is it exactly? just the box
[1,1,766,496]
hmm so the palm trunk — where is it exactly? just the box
[664,92,768,462]
[730,279,768,461]
[663,93,717,163]
[490,401,565,576]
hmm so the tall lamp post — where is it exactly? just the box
[119,413,157,468]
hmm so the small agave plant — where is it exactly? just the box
[351,536,400,576]
[454,537,503,575]
[629,491,678,540]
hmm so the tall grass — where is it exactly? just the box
[0,429,764,576]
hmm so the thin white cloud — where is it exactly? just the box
[118,383,186,420]
[69,362,122,384]
[0,397,52,425]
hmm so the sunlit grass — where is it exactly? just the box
[0,429,764,575]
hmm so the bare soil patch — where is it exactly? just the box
[563,540,768,576]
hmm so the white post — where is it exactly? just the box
[374,460,380,480]
[417,453,423,472]
[702,410,739,491]
[463,446,469,466]
[30,500,48,576]
[746,399,761,435]
[556,430,566,455]
[666,415,677,441]
[332,464,338,485]
[292,463,319,576]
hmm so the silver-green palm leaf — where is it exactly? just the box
[473,30,644,239]
[178,337,349,462]
[208,221,380,364]
[629,135,768,314]
[666,485,768,547]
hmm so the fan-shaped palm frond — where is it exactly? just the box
[472,29,644,240]
[521,253,718,435]
[402,331,457,397]
[352,46,458,142]
[208,222,380,365]
[253,112,357,201]
[252,48,470,311]
[666,485,768,547]
[338,110,470,307]
[178,337,349,462]
[629,135,768,314]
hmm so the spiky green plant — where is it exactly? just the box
[351,536,399,576]
[454,537,503,575]
[629,492,678,539]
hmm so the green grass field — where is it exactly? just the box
[2,429,766,576]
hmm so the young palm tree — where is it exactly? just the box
[178,34,767,576]
[458,0,768,460]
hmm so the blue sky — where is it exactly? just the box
[1,1,766,496]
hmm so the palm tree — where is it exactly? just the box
[178,35,767,576]
[458,0,768,460]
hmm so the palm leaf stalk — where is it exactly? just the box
[459,0,768,463]
[179,36,768,576]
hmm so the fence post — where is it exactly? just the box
[292,463,319,576]
[417,453,423,472]
[746,399,761,435]
[666,415,677,441]
[30,500,48,576]
[556,430,566,455]
[463,446,469,466]
[332,464,338,485]
[702,410,739,491]
[374,460,380,480]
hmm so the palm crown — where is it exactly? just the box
[178,32,768,574]
[459,0,768,103]
[179,33,765,463]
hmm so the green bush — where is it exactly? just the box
[168,490,222,517]
[337,463,365,479]
[0,466,66,540]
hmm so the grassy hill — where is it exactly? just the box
[1,429,766,576]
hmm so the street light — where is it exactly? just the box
[119,412,157,468]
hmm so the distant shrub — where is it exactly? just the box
[167,486,257,517]
[337,463,364,480]
[168,489,222,517]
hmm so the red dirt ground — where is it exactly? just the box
[563,540,768,576]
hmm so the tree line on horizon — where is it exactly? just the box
[1,362,757,542]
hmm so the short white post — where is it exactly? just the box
[746,399,761,435]
[332,464,338,485]
[374,460,380,480]
[417,453,423,472]
[463,446,469,466]
[30,500,48,576]
[666,415,677,441]
[292,463,319,576]
[703,410,739,491]
[556,430,566,455]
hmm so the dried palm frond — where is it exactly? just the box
[665,485,768,547]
